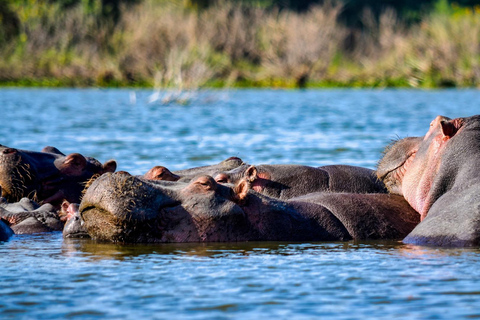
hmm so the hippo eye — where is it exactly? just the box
[216,178,227,183]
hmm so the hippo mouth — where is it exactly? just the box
[80,204,128,241]
[80,199,182,242]
[0,165,37,202]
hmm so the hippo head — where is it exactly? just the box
[402,115,480,219]
[79,172,251,243]
[213,164,253,185]
[172,157,246,181]
[0,145,55,202]
[380,115,480,246]
[62,201,90,238]
[379,115,480,221]
[0,144,117,205]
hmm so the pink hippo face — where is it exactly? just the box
[400,115,467,220]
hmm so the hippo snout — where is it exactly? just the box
[79,173,181,242]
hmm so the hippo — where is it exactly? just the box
[214,164,387,199]
[0,194,63,234]
[142,157,247,183]
[62,201,89,238]
[0,144,117,207]
[143,166,181,182]
[377,115,480,247]
[143,162,387,201]
[377,136,423,195]
[76,172,419,243]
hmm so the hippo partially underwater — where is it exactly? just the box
[144,157,246,182]
[145,161,387,200]
[0,195,62,234]
[76,172,418,243]
[378,115,480,247]
[6,114,480,247]
[0,144,116,207]
[212,164,387,199]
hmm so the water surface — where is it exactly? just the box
[1,88,479,319]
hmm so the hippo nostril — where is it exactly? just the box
[3,148,17,155]
[74,216,80,221]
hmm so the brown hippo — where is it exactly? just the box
[172,156,245,179]
[143,166,181,182]
[142,157,248,182]
[214,164,387,199]
[0,144,117,207]
[0,196,63,234]
[76,172,419,243]
[377,115,480,247]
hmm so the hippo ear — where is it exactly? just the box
[440,120,458,139]
[60,200,70,221]
[61,153,87,175]
[233,179,249,205]
[42,146,65,155]
[61,200,70,212]
[102,160,117,173]
[245,165,258,182]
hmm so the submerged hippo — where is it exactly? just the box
[0,144,117,207]
[0,194,63,234]
[378,115,480,246]
[143,157,247,182]
[214,164,387,199]
[62,201,89,238]
[145,163,386,199]
[144,166,181,182]
[76,172,419,243]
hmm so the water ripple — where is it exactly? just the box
[1,89,480,319]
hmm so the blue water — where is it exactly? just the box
[1,88,480,319]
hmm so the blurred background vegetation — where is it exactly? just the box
[1,0,480,88]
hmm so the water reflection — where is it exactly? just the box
[62,239,314,260]
[61,238,461,261]
[398,244,480,259]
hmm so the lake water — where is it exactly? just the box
[1,88,479,319]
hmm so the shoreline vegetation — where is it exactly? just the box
[1,0,480,89]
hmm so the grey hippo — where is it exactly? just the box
[378,115,480,246]
[75,172,418,243]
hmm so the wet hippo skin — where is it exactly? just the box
[0,144,116,207]
[214,164,387,200]
[378,115,480,246]
[76,173,419,243]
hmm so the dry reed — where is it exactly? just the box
[2,0,480,88]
